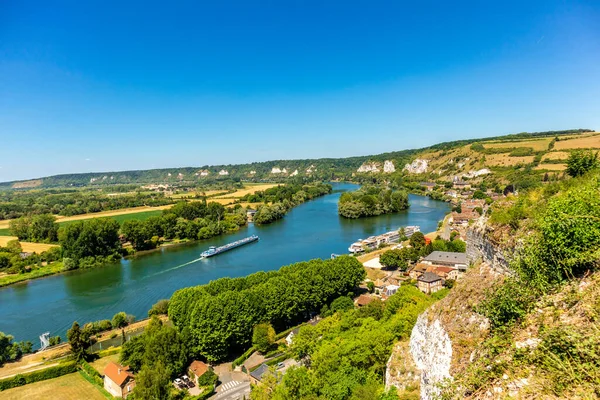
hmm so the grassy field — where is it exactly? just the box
[0,236,58,252]
[90,354,120,375]
[0,261,64,287]
[535,163,567,171]
[542,151,570,161]
[213,183,279,199]
[1,372,107,400]
[483,137,552,151]
[484,154,535,167]
[555,133,600,150]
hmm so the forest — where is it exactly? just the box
[338,186,409,219]
[168,255,366,362]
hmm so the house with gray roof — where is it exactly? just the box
[421,251,468,271]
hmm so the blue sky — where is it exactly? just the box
[1,0,599,182]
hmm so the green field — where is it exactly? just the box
[56,209,164,228]
[0,228,9,236]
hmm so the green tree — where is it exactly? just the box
[566,150,599,177]
[67,322,89,361]
[112,312,128,329]
[148,299,170,317]
[329,296,354,313]
[409,232,426,251]
[252,323,276,353]
[133,360,173,400]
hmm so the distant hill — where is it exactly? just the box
[0,128,594,189]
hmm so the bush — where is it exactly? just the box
[252,323,276,354]
[197,369,218,387]
[148,299,170,317]
[112,312,128,329]
[0,361,77,390]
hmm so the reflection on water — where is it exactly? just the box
[0,183,450,345]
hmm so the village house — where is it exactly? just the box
[421,251,468,271]
[188,360,210,385]
[420,182,436,192]
[355,294,375,307]
[417,272,443,294]
[453,180,471,190]
[451,211,476,226]
[427,265,459,281]
[408,263,429,280]
[250,363,271,384]
[385,284,400,296]
[104,362,135,399]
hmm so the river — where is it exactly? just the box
[0,183,450,345]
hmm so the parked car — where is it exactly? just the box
[277,362,284,369]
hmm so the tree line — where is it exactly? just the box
[0,190,172,220]
[168,255,366,362]
[250,183,332,225]
[338,186,409,219]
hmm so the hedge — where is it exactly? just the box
[80,360,103,386]
[0,361,78,391]
[232,346,255,368]
[96,346,121,358]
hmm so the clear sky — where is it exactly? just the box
[1,0,599,182]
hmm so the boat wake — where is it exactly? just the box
[148,256,206,278]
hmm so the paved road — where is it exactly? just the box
[213,381,251,400]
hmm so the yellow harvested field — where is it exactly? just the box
[90,353,120,374]
[1,372,106,400]
[213,183,279,199]
[554,134,600,150]
[542,151,569,161]
[484,154,535,166]
[483,138,551,151]
[0,236,58,253]
[535,163,567,171]
[0,205,173,230]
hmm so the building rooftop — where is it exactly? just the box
[423,251,467,265]
[250,363,271,381]
[418,272,442,283]
[104,362,134,387]
[189,360,209,377]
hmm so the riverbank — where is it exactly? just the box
[0,261,64,288]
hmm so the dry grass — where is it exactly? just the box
[0,236,58,253]
[0,372,106,400]
[90,354,120,375]
[484,154,535,166]
[364,267,387,281]
[554,133,600,150]
[535,163,567,171]
[11,179,42,189]
[483,138,551,151]
[542,151,569,161]
[213,183,279,199]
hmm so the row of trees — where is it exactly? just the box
[251,285,436,400]
[250,183,333,225]
[8,214,59,242]
[0,331,33,367]
[0,190,172,220]
[338,186,409,219]
[121,201,247,251]
[168,255,366,362]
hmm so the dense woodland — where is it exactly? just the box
[168,256,366,362]
[251,285,439,400]
[250,183,332,224]
[338,186,409,219]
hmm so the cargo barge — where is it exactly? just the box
[200,235,259,258]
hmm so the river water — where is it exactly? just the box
[0,183,449,345]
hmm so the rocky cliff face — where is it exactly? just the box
[466,221,511,274]
[403,159,429,174]
[409,313,453,399]
[386,224,509,399]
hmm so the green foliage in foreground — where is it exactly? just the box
[566,150,598,178]
[251,285,434,400]
[480,172,600,329]
[338,186,409,219]
[169,256,365,362]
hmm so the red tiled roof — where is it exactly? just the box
[356,294,374,306]
[104,362,134,387]
[189,360,209,377]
